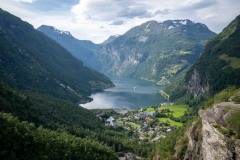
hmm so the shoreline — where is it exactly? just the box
[159,90,169,101]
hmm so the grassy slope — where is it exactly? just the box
[157,105,189,118]
[158,118,183,127]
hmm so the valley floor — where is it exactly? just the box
[92,104,189,142]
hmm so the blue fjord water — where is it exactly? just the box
[81,77,165,109]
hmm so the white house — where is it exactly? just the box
[106,116,115,126]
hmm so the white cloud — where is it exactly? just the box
[14,0,35,3]
[1,0,240,43]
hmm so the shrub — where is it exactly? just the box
[226,111,240,134]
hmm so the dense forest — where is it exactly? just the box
[0,82,152,159]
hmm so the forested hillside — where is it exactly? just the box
[0,83,151,159]
[168,15,240,102]
[0,8,113,103]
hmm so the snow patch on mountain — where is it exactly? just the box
[146,22,151,29]
[180,20,187,25]
[53,27,71,35]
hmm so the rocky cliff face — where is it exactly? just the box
[185,102,240,160]
[187,69,210,97]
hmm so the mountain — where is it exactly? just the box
[0,9,146,159]
[154,15,240,160]
[185,15,240,96]
[96,20,216,84]
[38,25,101,69]
[0,9,113,103]
[169,15,240,100]
[101,35,121,45]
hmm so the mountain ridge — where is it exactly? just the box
[38,25,101,70]
[0,8,113,102]
[185,15,240,97]
[95,19,216,83]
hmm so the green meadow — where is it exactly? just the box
[157,104,189,118]
[158,118,183,127]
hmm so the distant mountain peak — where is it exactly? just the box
[139,19,211,33]
[38,25,72,36]
[101,35,121,45]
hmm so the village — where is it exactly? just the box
[93,103,189,142]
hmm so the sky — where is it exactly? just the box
[1,0,240,43]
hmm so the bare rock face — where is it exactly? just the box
[185,102,240,160]
[184,120,203,160]
[187,69,210,97]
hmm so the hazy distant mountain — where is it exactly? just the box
[96,19,216,84]
[38,25,101,69]
[101,35,121,45]
[0,9,113,102]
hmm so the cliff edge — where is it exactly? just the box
[185,102,240,160]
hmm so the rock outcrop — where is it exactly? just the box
[187,69,210,97]
[185,102,240,160]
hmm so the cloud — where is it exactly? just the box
[110,20,124,25]
[1,0,240,43]
[182,0,218,11]
[155,9,170,15]
[14,0,35,3]
[117,7,151,18]
[71,0,168,21]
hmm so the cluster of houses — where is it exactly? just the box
[103,106,177,142]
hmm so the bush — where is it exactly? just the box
[232,92,240,103]
[226,111,240,134]
[213,87,236,103]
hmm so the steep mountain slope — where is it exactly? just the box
[0,9,113,102]
[0,83,117,160]
[37,25,101,69]
[184,15,240,97]
[97,20,216,83]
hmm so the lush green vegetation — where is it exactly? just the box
[124,122,138,130]
[143,104,190,127]
[0,113,117,160]
[0,8,113,103]
[0,83,102,130]
[226,111,240,138]
[158,118,183,127]
[0,83,152,158]
[157,105,189,118]
[150,118,200,159]
[203,87,240,109]
[184,15,240,96]
[144,107,155,112]
[220,54,240,69]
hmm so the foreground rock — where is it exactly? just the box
[184,102,240,160]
